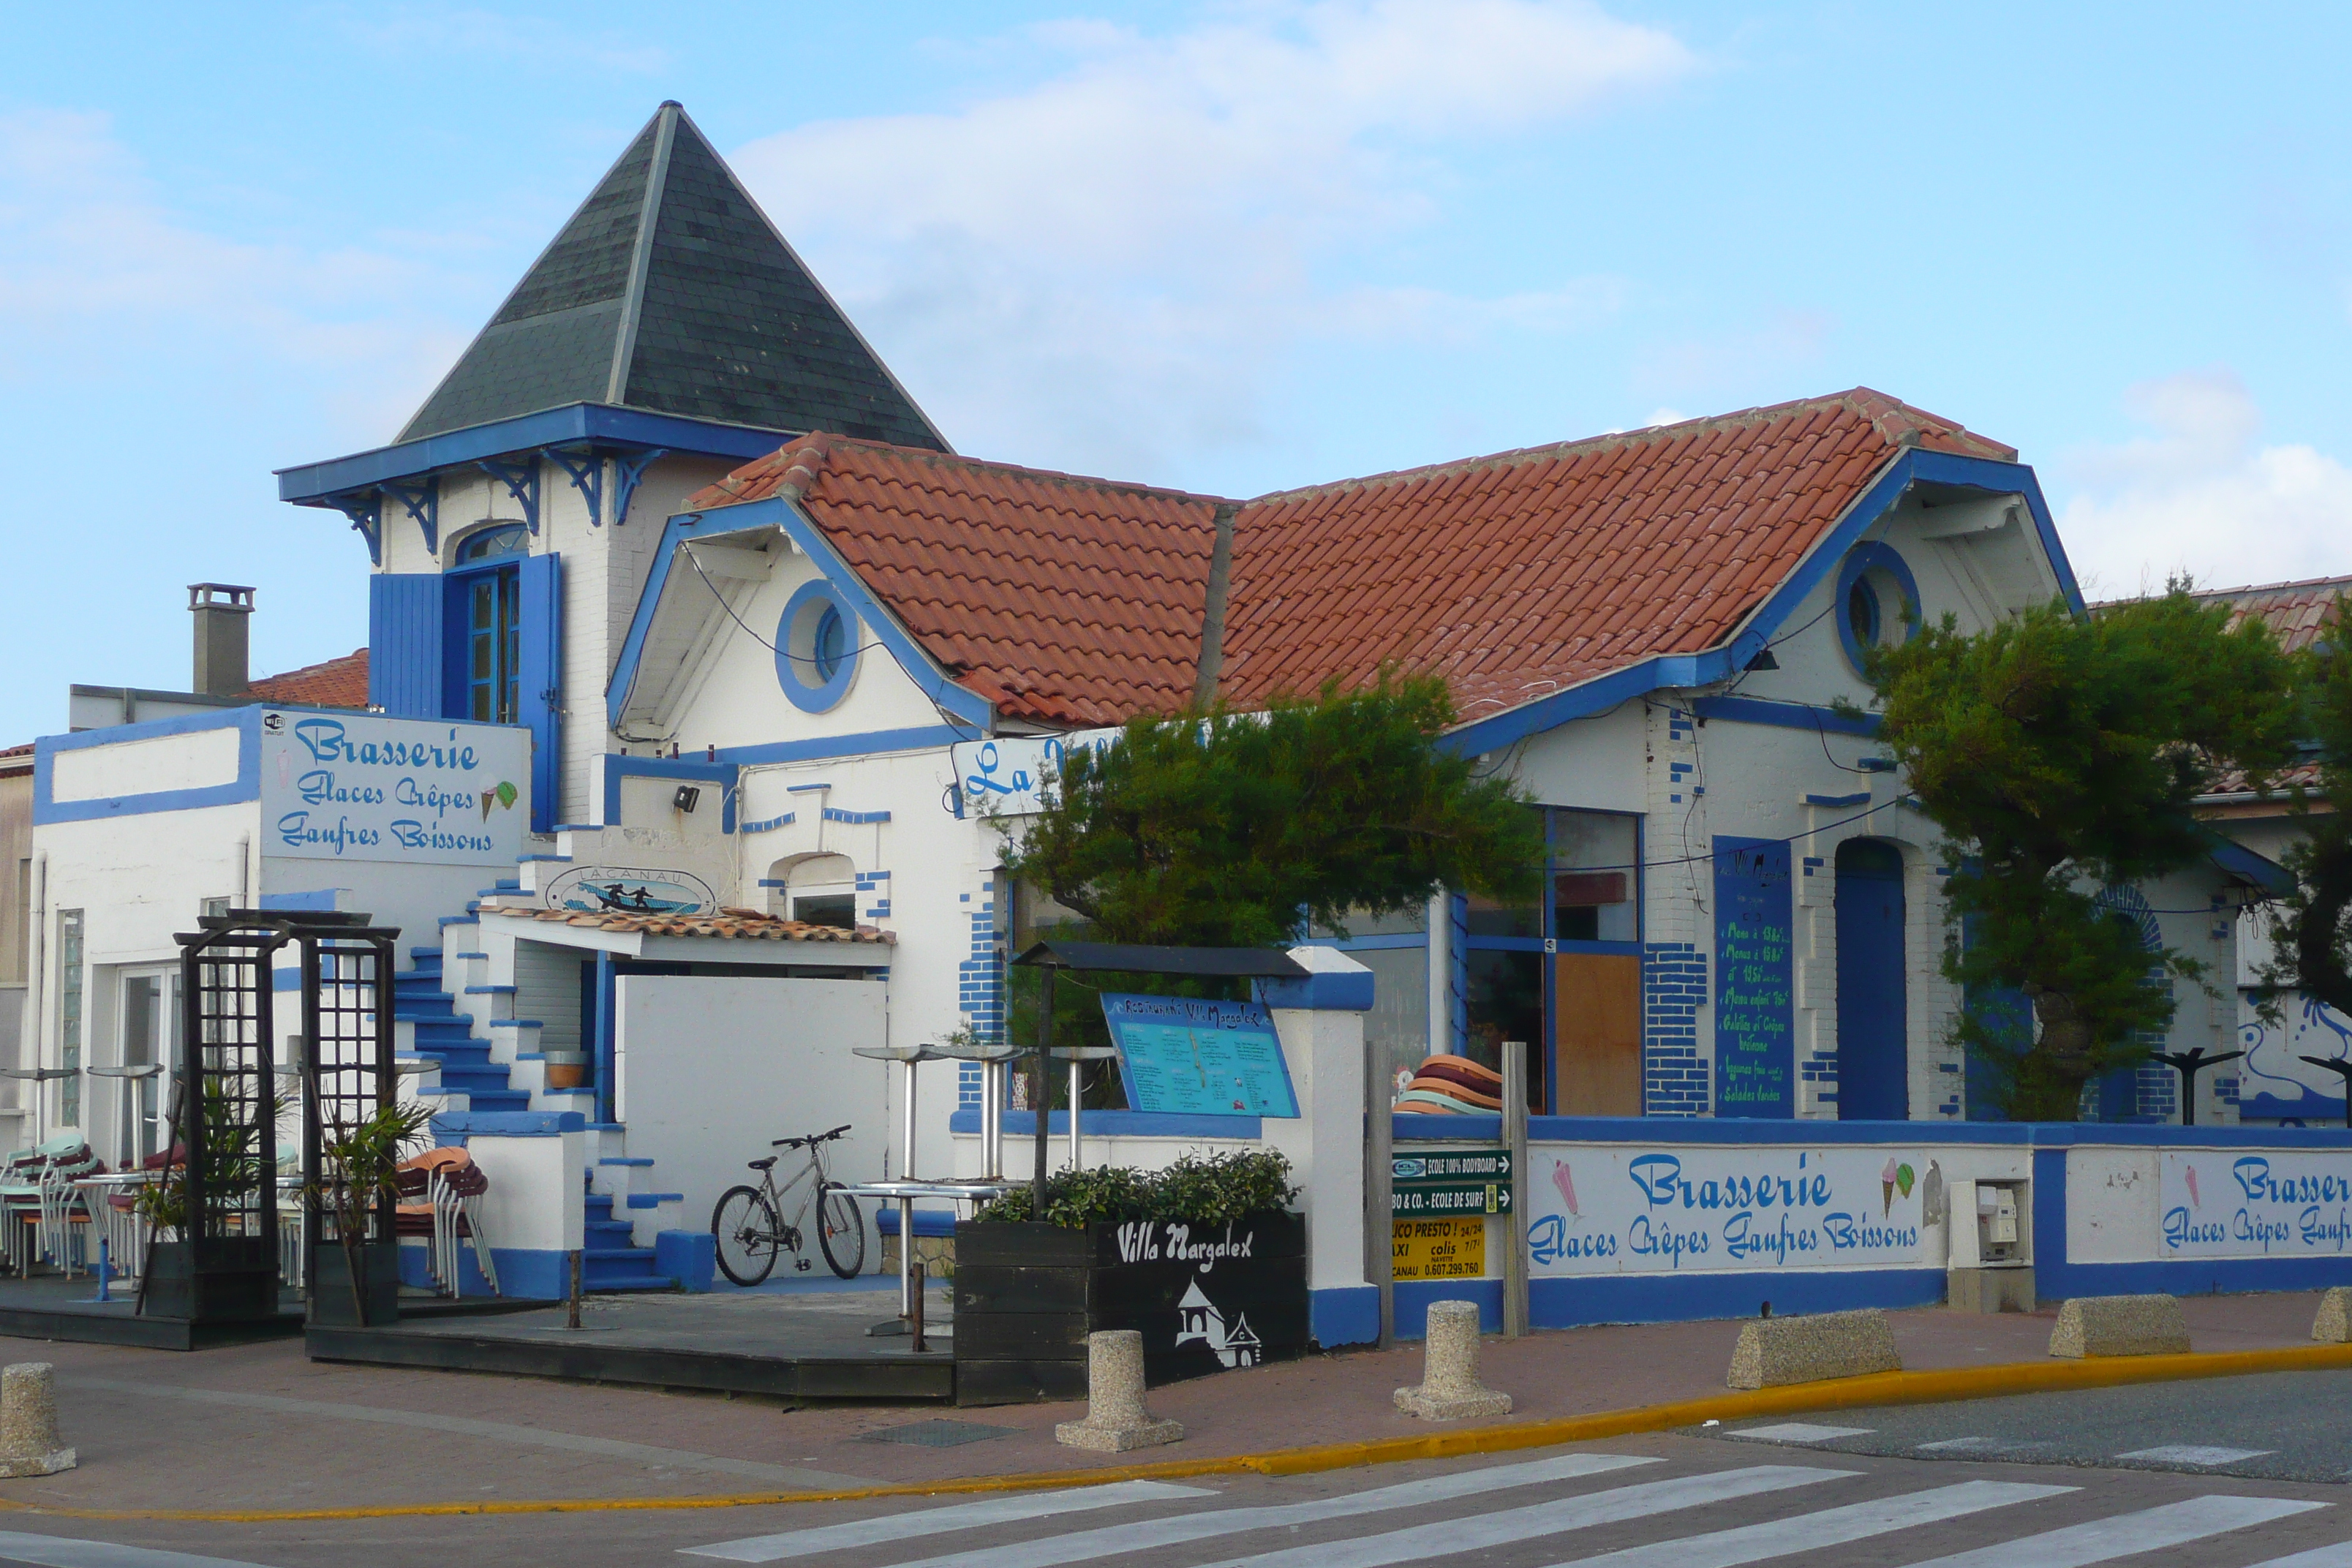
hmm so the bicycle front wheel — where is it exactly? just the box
[712,1186,782,1286]
[817,1186,865,1278]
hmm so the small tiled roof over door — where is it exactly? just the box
[684,388,2015,730]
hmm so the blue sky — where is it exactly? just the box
[4,2,2349,742]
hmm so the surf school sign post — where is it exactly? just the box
[1524,1145,1927,1276]
[2160,1150,2352,1259]
[258,712,529,866]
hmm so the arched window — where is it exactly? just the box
[455,524,528,564]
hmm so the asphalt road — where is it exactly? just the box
[10,1422,2352,1568]
[1716,1368,2352,1484]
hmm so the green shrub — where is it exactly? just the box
[974,1149,1297,1229]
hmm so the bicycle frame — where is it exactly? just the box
[759,1142,831,1240]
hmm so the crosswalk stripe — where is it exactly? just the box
[1177,1466,1855,1568]
[2244,1543,2352,1567]
[679,1480,1215,1562]
[0,1533,278,1568]
[1894,1495,2329,1568]
[877,1453,1695,1568]
[2113,1444,2275,1466]
[1550,1480,2074,1568]
[1726,1423,1874,1444]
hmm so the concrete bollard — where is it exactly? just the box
[2313,1286,2352,1342]
[1727,1308,1901,1390]
[2048,1294,2190,1358]
[1055,1331,1184,1452]
[1394,1300,1513,1420]
[0,1363,74,1477]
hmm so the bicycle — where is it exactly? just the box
[711,1123,865,1285]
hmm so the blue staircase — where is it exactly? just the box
[396,952,527,1112]
[397,936,682,1295]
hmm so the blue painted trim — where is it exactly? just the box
[429,1110,584,1139]
[608,496,992,732]
[822,807,891,824]
[34,707,260,825]
[2205,832,2295,897]
[1440,451,2081,756]
[595,949,618,1126]
[776,578,860,713]
[1805,791,1872,808]
[277,404,787,504]
[1311,1285,1379,1348]
[739,813,794,834]
[1833,541,1922,675]
[1692,695,1882,738]
[654,1229,715,1292]
[717,726,965,768]
[600,755,739,833]
[624,1192,685,1208]
[2040,1256,2352,1299]
[1298,932,1428,952]
[486,1019,545,1028]
[955,1109,1264,1139]
[785,783,832,793]
[1256,969,1375,1012]
[259,889,340,911]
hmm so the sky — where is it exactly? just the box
[4,1,2350,743]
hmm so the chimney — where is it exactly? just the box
[189,584,255,698]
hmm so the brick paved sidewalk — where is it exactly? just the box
[0,1292,2326,1516]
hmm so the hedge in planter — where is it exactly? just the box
[954,1150,1304,1407]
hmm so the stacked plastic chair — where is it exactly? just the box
[1394,1054,1507,1114]
[393,1148,499,1297]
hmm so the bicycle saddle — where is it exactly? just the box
[747,1155,777,1172]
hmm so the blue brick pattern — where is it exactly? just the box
[1801,1047,1839,1105]
[958,876,1005,1046]
[856,869,891,921]
[1643,941,1708,1116]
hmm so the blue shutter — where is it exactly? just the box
[367,573,443,717]
[517,552,563,834]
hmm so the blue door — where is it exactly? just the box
[1835,839,1908,1120]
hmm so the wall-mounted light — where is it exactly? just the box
[674,785,701,814]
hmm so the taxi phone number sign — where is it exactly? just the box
[1393,1217,1486,1281]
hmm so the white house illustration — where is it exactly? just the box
[1174,1280,1262,1368]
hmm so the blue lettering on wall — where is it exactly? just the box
[1714,837,1795,1118]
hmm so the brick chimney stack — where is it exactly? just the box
[189,584,255,698]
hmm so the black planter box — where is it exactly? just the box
[137,1237,279,1324]
[954,1211,1305,1406]
[306,1242,401,1327]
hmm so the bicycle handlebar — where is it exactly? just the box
[771,1123,853,1149]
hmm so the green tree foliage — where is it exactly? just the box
[1866,585,2296,1119]
[2255,594,2352,1025]
[1001,672,1542,948]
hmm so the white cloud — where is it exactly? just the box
[2057,369,2352,598]
[731,0,1691,479]
[0,107,464,436]
[1631,309,1833,401]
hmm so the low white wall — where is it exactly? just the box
[465,1128,584,1253]
[614,973,889,1253]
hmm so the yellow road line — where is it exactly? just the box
[15,1338,2352,1524]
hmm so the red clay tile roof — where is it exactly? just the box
[2190,575,2352,655]
[686,388,2015,729]
[0,742,31,779]
[489,906,893,942]
[247,649,369,709]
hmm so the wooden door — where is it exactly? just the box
[1553,953,1643,1116]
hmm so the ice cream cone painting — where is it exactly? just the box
[1881,1156,1898,1217]
[2185,1164,2201,1208]
[1551,1159,1578,1218]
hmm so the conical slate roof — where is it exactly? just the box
[399,102,946,450]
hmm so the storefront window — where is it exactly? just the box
[1550,810,1637,942]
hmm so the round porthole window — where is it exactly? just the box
[775,579,861,712]
[1833,543,1920,675]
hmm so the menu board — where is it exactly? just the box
[1714,837,1795,1118]
[1099,993,1300,1118]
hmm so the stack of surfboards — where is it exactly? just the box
[1394,1054,1505,1113]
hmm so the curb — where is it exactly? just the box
[15,1338,2352,1523]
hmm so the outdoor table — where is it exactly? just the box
[72,1172,150,1292]
[0,1067,80,1148]
[1050,1046,1120,1172]
[833,1177,1012,1343]
[851,1044,949,1188]
[930,1040,1022,1180]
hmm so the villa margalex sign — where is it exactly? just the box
[2160,1150,2352,1259]
[259,712,530,866]
[1526,1145,1929,1276]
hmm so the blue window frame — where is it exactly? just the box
[449,527,529,725]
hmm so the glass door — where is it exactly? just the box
[118,968,181,1166]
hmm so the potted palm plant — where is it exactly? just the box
[306,1100,434,1327]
